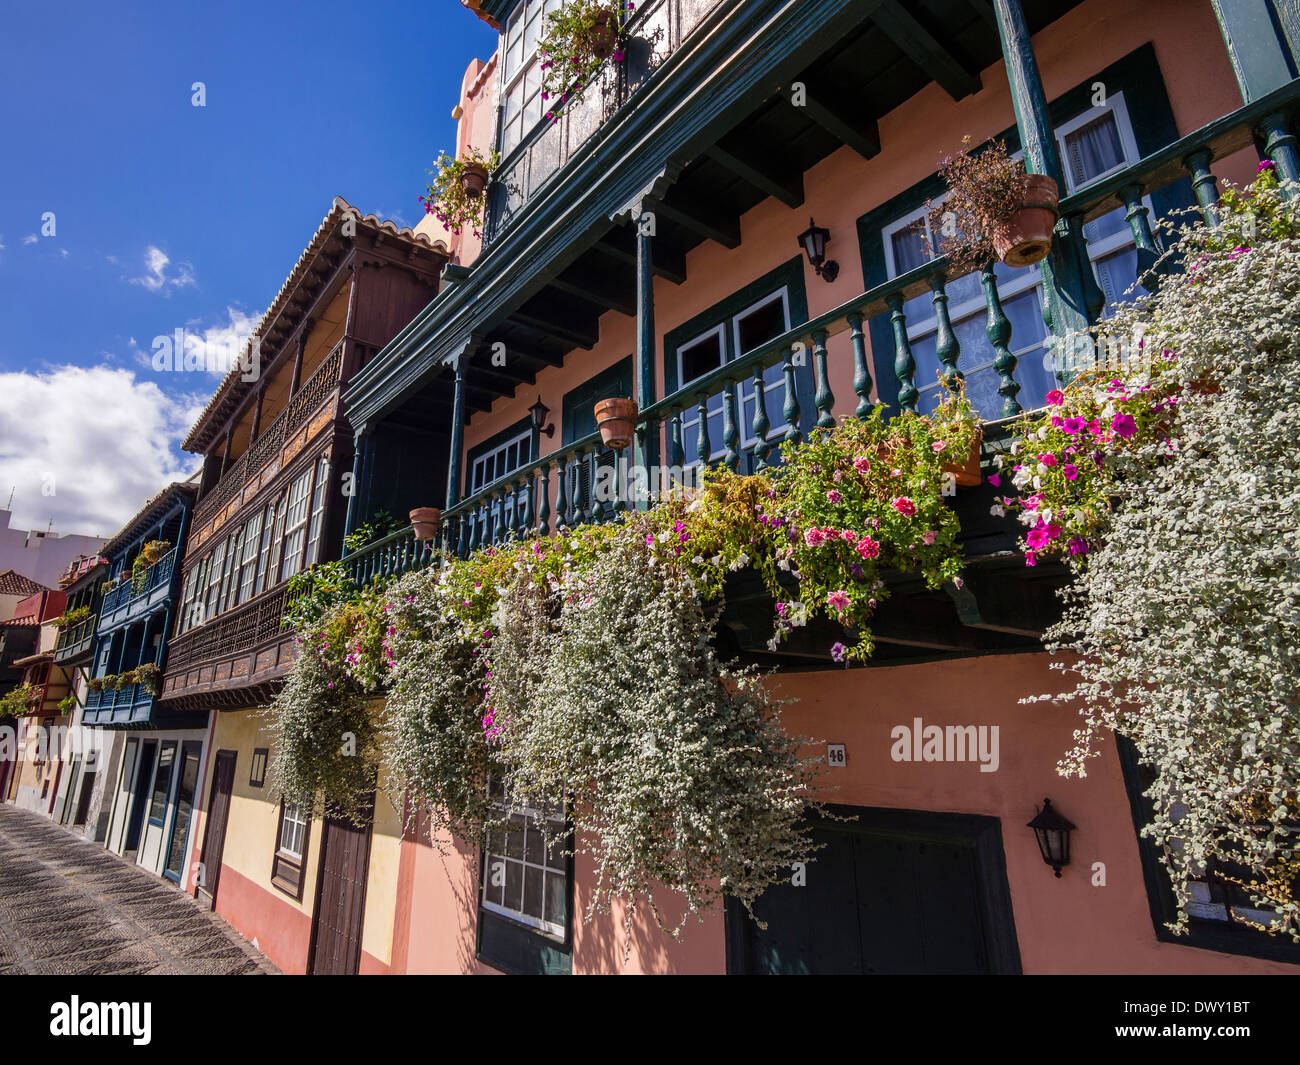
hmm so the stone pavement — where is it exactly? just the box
[0,803,277,975]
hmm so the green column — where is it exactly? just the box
[634,205,657,508]
[993,0,1104,377]
[445,356,467,509]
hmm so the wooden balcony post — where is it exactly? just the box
[634,200,657,508]
[219,425,233,477]
[250,383,266,443]
[290,325,308,395]
[343,431,369,540]
[993,0,1104,375]
[446,355,467,508]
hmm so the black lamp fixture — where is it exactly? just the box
[529,395,554,438]
[798,217,839,282]
[1027,798,1076,878]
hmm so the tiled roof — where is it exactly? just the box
[182,197,445,453]
[0,570,44,597]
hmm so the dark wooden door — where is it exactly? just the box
[308,796,374,975]
[124,741,157,853]
[196,751,236,910]
[731,806,1021,975]
[73,769,95,827]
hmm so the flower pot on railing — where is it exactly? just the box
[460,162,490,199]
[992,175,1059,268]
[586,9,619,60]
[409,507,442,541]
[594,397,638,450]
[941,427,984,488]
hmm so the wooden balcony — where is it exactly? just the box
[158,583,302,711]
[188,340,345,555]
[97,546,178,632]
[52,614,98,667]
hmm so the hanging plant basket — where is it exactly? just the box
[460,162,490,199]
[992,175,1060,268]
[409,507,442,542]
[941,425,984,487]
[585,9,619,60]
[594,397,638,450]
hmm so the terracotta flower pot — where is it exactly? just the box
[942,427,984,488]
[586,9,619,61]
[595,397,638,450]
[992,174,1059,268]
[410,507,442,541]
[460,162,489,199]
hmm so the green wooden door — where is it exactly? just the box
[732,807,1020,975]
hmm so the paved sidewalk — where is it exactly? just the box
[0,804,277,975]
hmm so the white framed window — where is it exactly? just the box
[203,540,227,623]
[469,428,533,530]
[481,783,568,938]
[256,501,276,595]
[239,510,262,603]
[305,457,330,566]
[499,0,568,157]
[881,92,1150,418]
[677,285,795,467]
[278,468,314,583]
[220,528,242,613]
[278,801,308,860]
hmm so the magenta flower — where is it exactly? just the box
[840,529,859,544]
[1258,159,1276,173]
[804,528,826,547]
[932,441,947,453]
[827,489,843,504]
[892,496,916,517]
[827,590,850,613]
[856,536,880,559]
[1068,538,1090,555]
[922,530,937,545]
[1046,389,1065,406]
[987,473,1001,487]
[854,457,871,474]
[1062,416,1086,435]
[1063,464,1079,481]
[1111,413,1138,439]
[830,642,847,663]
[1026,526,1051,550]
[1039,453,1058,467]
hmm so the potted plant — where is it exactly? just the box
[117,669,137,689]
[940,426,984,487]
[929,136,1059,271]
[410,507,442,542]
[595,397,638,450]
[141,539,171,564]
[420,145,501,237]
[87,676,105,693]
[539,0,633,121]
[134,662,161,695]
[51,605,91,629]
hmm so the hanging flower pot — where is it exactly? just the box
[460,162,489,199]
[595,397,638,450]
[941,426,984,487]
[992,175,1060,268]
[585,9,619,60]
[410,507,442,541]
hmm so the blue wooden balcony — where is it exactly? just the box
[97,546,178,632]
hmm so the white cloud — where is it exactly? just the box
[22,234,37,246]
[0,235,5,251]
[0,365,203,538]
[129,245,196,292]
[134,305,264,377]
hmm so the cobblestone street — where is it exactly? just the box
[0,805,277,975]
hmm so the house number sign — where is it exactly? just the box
[827,743,846,767]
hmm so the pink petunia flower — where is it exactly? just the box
[1111,413,1138,439]
[856,536,880,559]
[827,590,850,613]
[892,497,916,517]
[1046,389,1065,406]
[827,489,843,504]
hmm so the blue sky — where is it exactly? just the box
[0,0,496,538]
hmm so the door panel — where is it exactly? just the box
[163,742,201,883]
[308,795,375,975]
[197,751,236,910]
[123,741,156,854]
[732,806,1020,975]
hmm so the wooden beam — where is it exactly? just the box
[785,84,882,160]
[547,265,636,317]
[508,310,598,350]
[704,143,805,208]
[593,232,687,285]
[874,0,981,100]
[651,191,742,249]
[966,0,998,31]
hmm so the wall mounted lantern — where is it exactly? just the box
[1027,798,1075,878]
[529,396,555,438]
[798,217,839,282]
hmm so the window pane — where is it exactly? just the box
[679,332,724,386]
[1064,112,1125,186]
[891,223,929,274]
[735,297,787,356]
